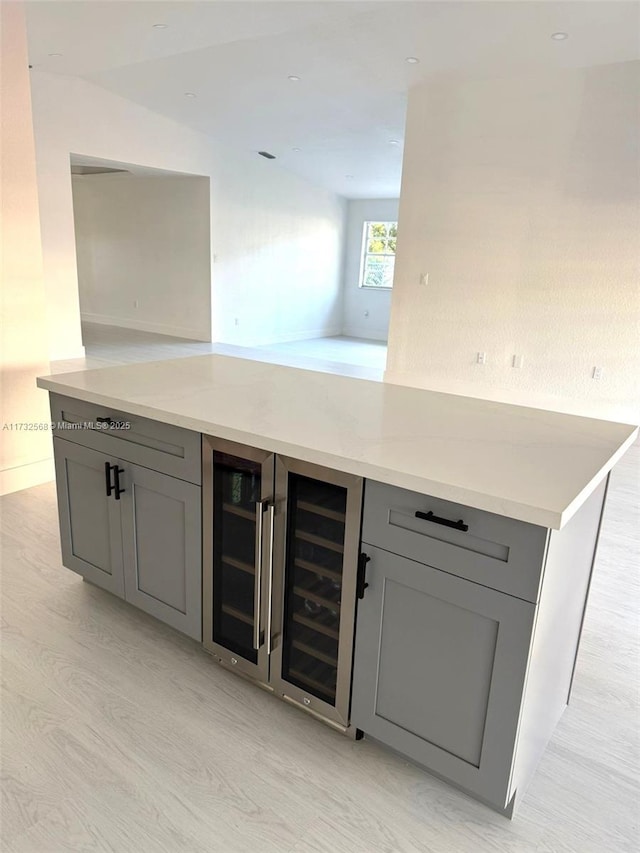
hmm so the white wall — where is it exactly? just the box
[387,61,640,424]
[342,199,399,341]
[30,71,346,358]
[0,2,52,495]
[72,174,212,340]
[211,159,345,346]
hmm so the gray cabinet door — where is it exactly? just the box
[53,438,124,597]
[351,545,535,810]
[120,463,202,640]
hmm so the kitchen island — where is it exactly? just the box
[37,354,637,817]
[37,353,636,528]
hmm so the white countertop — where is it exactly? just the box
[37,354,638,529]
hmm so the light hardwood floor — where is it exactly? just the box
[1,449,638,852]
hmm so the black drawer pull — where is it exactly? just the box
[96,417,113,425]
[357,552,371,599]
[104,462,114,497]
[415,510,468,533]
[113,466,125,500]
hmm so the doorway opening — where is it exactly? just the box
[67,155,390,379]
[70,154,212,345]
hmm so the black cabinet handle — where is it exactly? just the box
[96,417,113,425]
[415,510,468,532]
[113,467,125,500]
[357,552,371,599]
[104,462,114,497]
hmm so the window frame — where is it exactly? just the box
[358,220,398,290]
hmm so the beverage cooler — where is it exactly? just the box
[202,436,363,731]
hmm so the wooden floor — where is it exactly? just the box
[1,447,638,852]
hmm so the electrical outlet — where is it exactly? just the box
[476,352,486,365]
[133,299,139,309]
[592,366,604,380]
[234,318,239,327]
[512,355,524,369]
[419,272,429,287]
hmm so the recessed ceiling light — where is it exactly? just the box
[152,23,169,29]
[184,92,197,98]
[292,147,301,152]
[551,32,569,40]
[405,56,420,64]
[288,75,301,82]
[389,139,400,145]
[48,53,62,57]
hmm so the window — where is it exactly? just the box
[359,221,397,289]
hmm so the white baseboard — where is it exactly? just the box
[342,326,388,342]
[234,327,343,347]
[0,457,55,496]
[81,313,211,342]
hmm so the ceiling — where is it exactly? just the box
[69,153,201,178]
[26,1,640,199]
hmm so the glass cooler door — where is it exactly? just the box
[203,437,274,683]
[271,458,363,728]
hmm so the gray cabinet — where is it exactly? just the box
[351,545,535,811]
[50,393,202,484]
[121,464,201,639]
[353,477,608,816]
[362,480,548,602]
[52,426,202,640]
[54,439,125,598]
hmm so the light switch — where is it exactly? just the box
[512,355,524,369]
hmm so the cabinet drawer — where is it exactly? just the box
[362,481,548,602]
[50,394,201,484]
